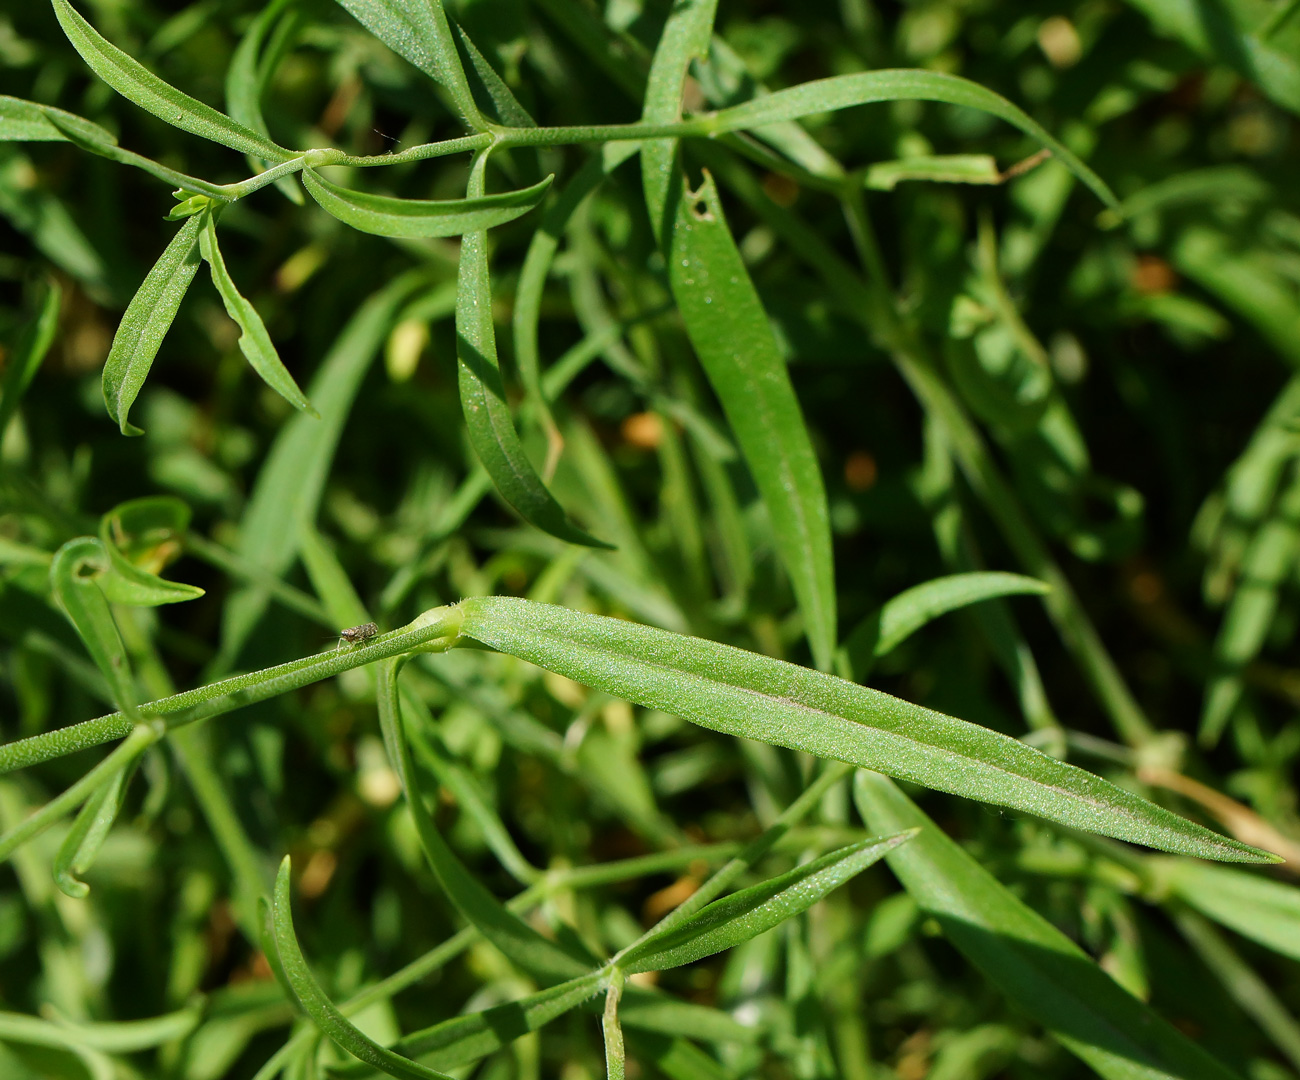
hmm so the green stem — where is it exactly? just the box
[0,606,463,775]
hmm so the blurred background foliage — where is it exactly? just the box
[1,0,1299,1077]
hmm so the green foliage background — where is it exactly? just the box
[0,0,1299,1077]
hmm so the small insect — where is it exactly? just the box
[336,621,379,650]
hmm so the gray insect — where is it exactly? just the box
[336,621,379,650]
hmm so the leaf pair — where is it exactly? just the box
[103,207,312,435]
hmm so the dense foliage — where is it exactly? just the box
[1,0,1299,1078]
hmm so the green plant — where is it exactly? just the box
[1,0,1299,1078]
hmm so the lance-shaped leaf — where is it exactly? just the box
[53,764,130,898]
[853,771,1245,1080]
[698,69,1117,209]
[839,572,1049,681]
[49,0,291,160]
[301,167,551,239]
[617,832,914,974]
[98,497,204,606]
[456,157,610,548]
[102,212,204,435]
[668,172,835,669]
[0,279,60,438]
[0,95,116,145]
[453,596,1275,863]
[269,858,458,1080]
[199,210,316,417]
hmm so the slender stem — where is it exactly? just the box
[0,606,463,775]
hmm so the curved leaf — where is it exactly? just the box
[699,69,1118,209]
[98,496,204,606]
[199,210,316,416]
[301,167,551,238]
[49,537,138,717]
[618,831,914,974]
[270,858,457,1080]
[53,765,129,898]
[853,772,1244,1080]
[49,0,291,160]
[456,155,610,548]
[454,596,1275,863]
[102,212,204,436]
[668,171,835,668]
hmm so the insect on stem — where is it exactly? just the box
[336,621,379,650]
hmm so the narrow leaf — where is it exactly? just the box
[0,96,116,145]
[270,858,458,1080]
[668,172,835,668]
[699,70,1118,209]
[102,212,204,435]
[456,155,610,548]
[454,596,1275,863]
[853,771,1245,1080]
[49,0,291,159]
[98,496,204,606]
[49,537,138,716]
[199,210,316,416]
[53,765,128,898]
[301,167,551,239]
[839,572,1049,680]
[618,832,914,974]
[0,279,60,438]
